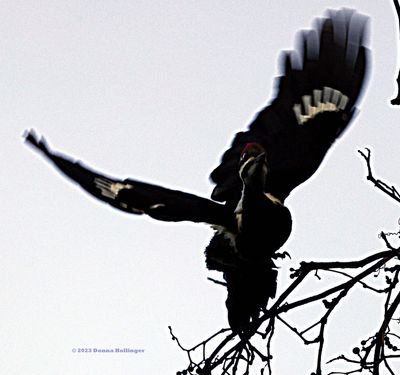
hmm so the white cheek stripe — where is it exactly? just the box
[293,86,349,125]
[238,156,255,180]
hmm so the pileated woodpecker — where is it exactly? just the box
[24,8,369,337]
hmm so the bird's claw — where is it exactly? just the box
[272,251,291,260]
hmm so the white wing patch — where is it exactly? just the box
[94,178,144,213]
[150,203,166,209]
[94,177,134,199]
[293,86,349,125]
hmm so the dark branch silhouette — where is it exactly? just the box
[170,150,400,375]
[358,148,400,204]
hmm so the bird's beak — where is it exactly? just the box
[254,152,269,187]
[254,152,266,163]
[253,153,267,171]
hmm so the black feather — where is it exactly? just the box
[211,8,369,204]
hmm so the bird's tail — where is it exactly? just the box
[205,233,277,336]
[224,261,277,336]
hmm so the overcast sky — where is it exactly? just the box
[2,1,400,374]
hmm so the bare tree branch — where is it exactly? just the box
[170,149,400,374]
[358,148,400,203]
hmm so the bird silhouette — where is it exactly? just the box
[24,8,369,338]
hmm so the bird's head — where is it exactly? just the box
[238,143,269,191]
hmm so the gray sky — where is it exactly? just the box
[2,1,400,374]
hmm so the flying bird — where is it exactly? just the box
[24,8,369,337]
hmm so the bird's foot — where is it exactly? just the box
[272,250,291,260]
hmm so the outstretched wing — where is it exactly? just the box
[24,130,234,229]
[211,8,369,205]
